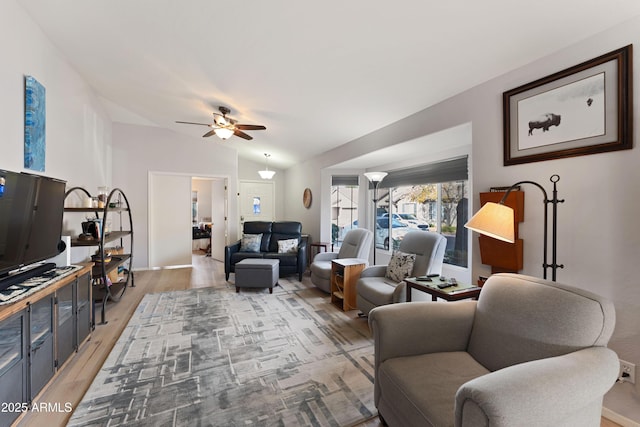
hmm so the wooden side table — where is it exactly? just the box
[404,276,481,302]
[330,258,366,311]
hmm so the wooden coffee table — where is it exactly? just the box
[404,276,481,302]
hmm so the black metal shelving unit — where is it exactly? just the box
[63,187,134,325]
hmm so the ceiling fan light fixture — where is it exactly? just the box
[175,106,265,140]
[259,153,276,179]
[214,127,234,140]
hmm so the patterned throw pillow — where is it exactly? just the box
[385,251,416,283]
[277,238,299,254]
[240,233,262,253]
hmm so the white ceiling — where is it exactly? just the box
[18,0,640,169]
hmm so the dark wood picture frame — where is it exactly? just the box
[503,45,633,166]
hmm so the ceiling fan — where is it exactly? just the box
[176,106,266,140]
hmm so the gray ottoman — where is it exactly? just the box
[235,259,280,293]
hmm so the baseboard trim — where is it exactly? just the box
[603,407,640,427]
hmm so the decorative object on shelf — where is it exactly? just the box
[258,153,275,179]
[303,188,312,208]
[82,196,93,208]
[82,218,102,239]
[24,75,46,172]
[97,186,109,208]
[465,174,564,281]
[364,171,388,265]
[503,45,633,166]
[92,251,112,263]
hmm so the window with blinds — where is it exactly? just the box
[367,156,468,267]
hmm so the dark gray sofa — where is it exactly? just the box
[225,221,308,281]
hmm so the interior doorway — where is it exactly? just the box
[148,172,228,269]
[192,177,227,261]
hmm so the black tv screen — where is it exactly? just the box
[22,174,66,264]
[0,170,66,278]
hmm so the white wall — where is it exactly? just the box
[111,123,239,270]
[284,17,640,421]
[1,0,113,264]
[283,157,324,240]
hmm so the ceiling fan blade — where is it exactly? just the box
[202,130,217,138]
[235,124,266,131]
[176,121,212,127]
[233,129,253,140]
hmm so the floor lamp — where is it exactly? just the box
[465,174,564,281]
[364,171,387,265]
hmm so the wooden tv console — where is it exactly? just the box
[0,263,92,427]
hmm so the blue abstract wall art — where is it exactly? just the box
[24,75,46,172]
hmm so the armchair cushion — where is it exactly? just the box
[379,352,489,427]
[309,253,338,276]
[356,276,405,314]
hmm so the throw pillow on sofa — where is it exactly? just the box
[240,234,262,253]
[385,250,416,282]
[278,238,299,254]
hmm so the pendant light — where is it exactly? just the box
[258,153,275,179]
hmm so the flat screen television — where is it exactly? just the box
[0,169,66,281]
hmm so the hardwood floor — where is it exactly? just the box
[16,253,621,426]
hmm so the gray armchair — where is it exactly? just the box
[368,273,618,427]
[310,228,372,293]
[356,231,446,315]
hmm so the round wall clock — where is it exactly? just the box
[303,188,312,208]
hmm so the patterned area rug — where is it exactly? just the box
[68,278,376,426]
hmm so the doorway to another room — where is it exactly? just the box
[148,172,228,270]
[192,177,227,262]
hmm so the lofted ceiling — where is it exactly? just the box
[17,0,640,169]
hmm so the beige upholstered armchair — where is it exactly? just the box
[310,228,372,293]
[356,231,446,315]
[368,273,619,427]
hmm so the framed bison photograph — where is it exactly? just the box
[503,44,632,166]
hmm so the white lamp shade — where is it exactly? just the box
[464,202,515,243]
[364,171,388,183]
[214,127,234,140]
[258,170,276,179]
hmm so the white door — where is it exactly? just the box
[210,179,227,261]
[149,173,192,268]
[239,180,275,230]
